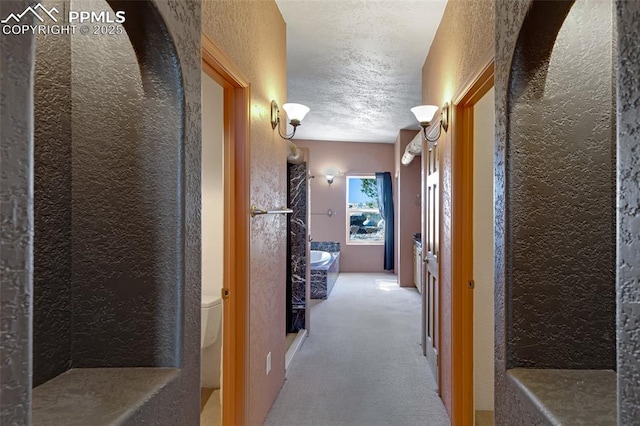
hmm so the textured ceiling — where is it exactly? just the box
[276,0,447,143]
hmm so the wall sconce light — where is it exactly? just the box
[410,103,449,142]
[326,174,334,185]
[271,100,310,140]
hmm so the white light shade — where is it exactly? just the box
[282,103,310,123]
[410,105,439,124]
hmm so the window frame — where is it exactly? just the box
[345,175,384,246]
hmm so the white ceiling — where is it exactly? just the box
[276,0,448,143]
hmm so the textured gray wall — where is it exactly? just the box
[495,0,619,424]
[33,0,72,387]
[33,0,182,373]
[1,0,201,423]
[616,1,640,422]
[0,2,36,423]
[507,0,615,370]
[69,0,182,369]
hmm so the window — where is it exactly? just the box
[346,176,384,245]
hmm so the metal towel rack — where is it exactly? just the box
[311,208,335,217]
[250,205,294,217]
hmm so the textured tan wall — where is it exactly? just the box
[202,2,288,425]
[420,0,494,416]
[394,130,421,288]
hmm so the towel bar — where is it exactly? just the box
[250,205,293,217]
[311,209,335,217]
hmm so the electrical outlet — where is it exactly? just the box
[266,352,272,375]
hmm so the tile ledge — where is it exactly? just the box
[507,368,617,426]
[32,367,179,426]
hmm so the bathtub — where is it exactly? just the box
[310,250,331,267]
[309,249,340,299]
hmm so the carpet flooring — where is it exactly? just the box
[265,273,450,426]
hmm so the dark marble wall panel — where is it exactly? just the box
[310,270,327,300]
[616,0,640,422]
[291,309,305,332]
[32,0,72,388]
[311,241,340,253]
[288,162,308,332]
[0,2,37,423]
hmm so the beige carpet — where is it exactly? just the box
[265,272,450,426]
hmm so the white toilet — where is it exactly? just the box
[201,294,222,389]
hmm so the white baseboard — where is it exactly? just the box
[285,329,308,375]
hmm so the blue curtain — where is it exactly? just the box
[375,172,394,270]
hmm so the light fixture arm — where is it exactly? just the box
[421,122,442,143]
[277,118,299,140]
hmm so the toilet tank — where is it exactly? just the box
[201,294,222,348]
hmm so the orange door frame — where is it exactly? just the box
[450,53,494,426]
[202,33,251,426]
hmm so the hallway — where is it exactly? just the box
[265,273,450,426]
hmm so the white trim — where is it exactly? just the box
[285,329,308,375]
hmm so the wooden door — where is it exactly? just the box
[423,140,440,387]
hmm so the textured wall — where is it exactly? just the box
[1,0,202,423]
[134,1,202,422]
[394,130,421,287]
[0,1,36,423]
[201,2,288,424]
[69,0,184,369]
[32,0,72,387]
[508,0,615,370]
[420,0,494,414]
[32,0,182,373]
[616,0,640,422]
[495,0,619,424]
[494,2,531,422]
[294,139,396,272]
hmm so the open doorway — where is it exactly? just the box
[201,34,251,426]
[471,86,495,425]
[200,67,225,423]
[451,56,494,425]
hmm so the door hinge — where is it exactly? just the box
[222,288,230,299]
[468,280,475,289]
